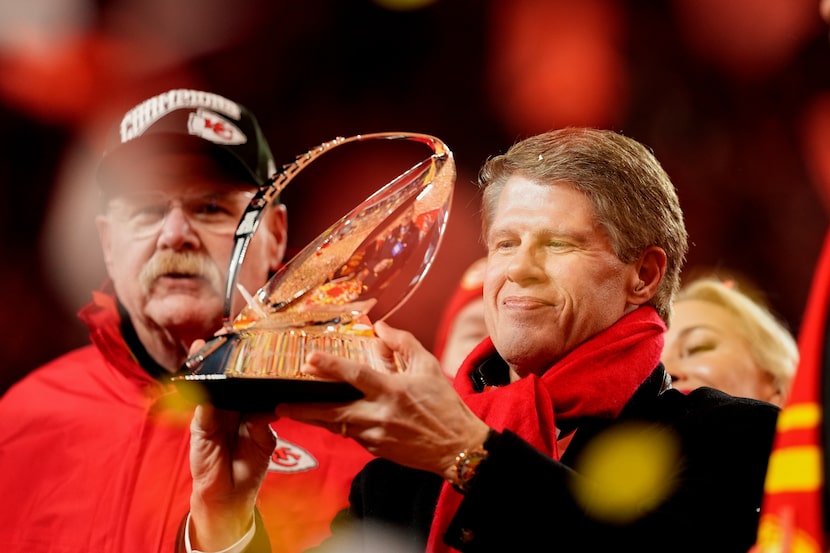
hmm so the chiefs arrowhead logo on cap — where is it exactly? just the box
[188,108,247,146]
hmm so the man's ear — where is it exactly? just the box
[264,203,288,273]
[95,214,115,277]
[627,246,667,306]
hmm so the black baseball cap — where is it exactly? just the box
[97,89,276,190]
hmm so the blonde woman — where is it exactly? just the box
[662,276,798,406]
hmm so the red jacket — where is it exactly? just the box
[0,291,373,553]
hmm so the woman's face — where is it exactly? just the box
[661,299,782,405]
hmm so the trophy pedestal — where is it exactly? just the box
[172,327,400,411]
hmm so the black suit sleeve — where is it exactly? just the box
[445,392,778,553]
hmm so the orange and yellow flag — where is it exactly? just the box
[753,233,830,553]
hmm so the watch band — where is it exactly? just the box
[450,429,496,493]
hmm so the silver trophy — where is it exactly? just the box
[171,132,455,411]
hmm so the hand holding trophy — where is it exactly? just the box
[172,132,455,411]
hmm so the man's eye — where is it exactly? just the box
[494,240,517,250]
[133,204,167,219]
[193,199,235,217]
[195,200,222,215]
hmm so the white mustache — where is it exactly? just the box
[139,251,224,296]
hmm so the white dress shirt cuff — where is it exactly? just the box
[184,511,256,553]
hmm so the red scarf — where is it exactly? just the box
[426,306,666,553]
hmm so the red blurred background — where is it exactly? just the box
[1,0,828,395]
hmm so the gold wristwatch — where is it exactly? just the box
[450,440,490,493]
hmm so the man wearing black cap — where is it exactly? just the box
[0,89,374,553]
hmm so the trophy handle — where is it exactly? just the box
[222,135,347,323]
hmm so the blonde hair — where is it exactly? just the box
[676,277,799,400]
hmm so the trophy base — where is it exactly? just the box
[171,330,372,412]
[172,373,363,412]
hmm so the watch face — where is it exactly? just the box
[454,446,489,493]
